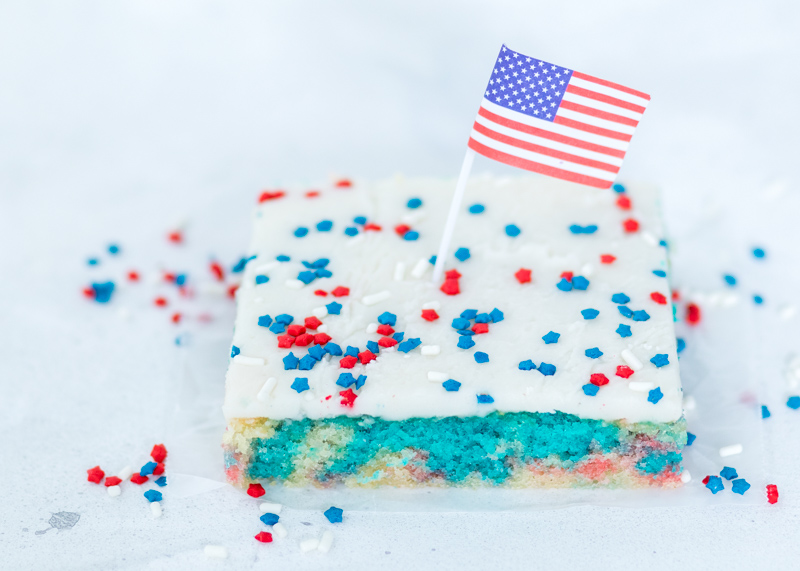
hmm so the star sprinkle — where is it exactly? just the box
[705,476,724,494]
[442,379,461,392]
[538,363,556,376]
[324,506,343,523]
[582,384,599,396]
[650,354,670,367]
[581,308,599,319]
[421,309,440,321]
[454,247,471,261]
[616,366,634,379]
[590,374,609,386]
[616,324,632,338]
[519,360,536,371]
[87,466,105,484]
[647,387,663,404]
[542,331,560,344]
[611,293,630,304]
[468,204,485,214]
[515,268,532,284]
[477,394,494,404]
[585,348,603,359]
[731,479,751,495]
[719,467,738,481]
[474,352,489,363]
[291,378,310,393]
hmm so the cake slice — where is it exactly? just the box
[222,176,686,489]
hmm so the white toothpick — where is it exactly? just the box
[432,149,476,283]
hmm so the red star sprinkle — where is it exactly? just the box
[163,272,176,283]
[686,303,701,325]
[304,316,322,330]
[600,254,616,264]
[560,271,573,282]
[294,333,314,347]
[590,374,609,386]
[314,333,331,345]
[472,323,489,334]
[247,483,266,498]
[358,351,377,365]
[305,190,320,198]
[277,335,295,348]
[171,312,181,324]
[339,356,357,369]
[130,473,149,485]
[151,444,167,462]
[314,289,328,297]
[421,309,440,321]
[255,532,273,543]
[445,269,462,280]
[167,230,183,243]
[104,476,122,487]
[258,190,286,202]
[376,324,395,336]
[616,366,635,379]
[394,224,411,236]
[441,279,460,296]
[331,286,350,297]
[287,324,306,336]
[378,337,398,348]
[339,388,358,407]
[154,297,168,307]
[622,218,640,233]
[127,270,140,282]
[616,195,632,210]
[702,475,710,485]
[650,292,667,304]
[82,287,95,299]
[335,179,352,188]
[209,262,224,281]
[87,466,105,484]
[363,222,382,231]
[515,268,532,284]
[767,484,779,504]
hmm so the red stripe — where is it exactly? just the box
[566,84,647,114]
[553,116,632,142]
[472,122,619,174]
[468,138,612,189]
[558,100,639,127]
[477,106,626,159]
[571,71,651,101]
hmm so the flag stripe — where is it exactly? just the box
[474,114,624,166]
[558,100,640,127]
[571,71,651,101]
[480,100,629,154]
[560,92,643,121]
[553,115,633,142]
[565,84,647,114]
[468,137,613,189]
[472,121,620,173]
[469,129,617,181]
[569,76,650,108]
[556,108,637,135]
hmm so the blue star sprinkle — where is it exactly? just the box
[144,490,162,503]
[443,379,461,392]
[571,276,589,290]
[255,275,269,285]
[474,352,489,363]
[326,302,342,315]
[518,360,536,371]
[477,394,494,404]
[585,347,603,359]
[316,220,333,232]
[230,345,240,358]
[652,270,667,277]
[569,224,598,234]
[542,331,560,344]
[398,338,421,353]
[294,227,309,238]
[556,278,572,292]
[616,324,632,338]
[378,312,397,326]
[283,353,299,370]
[647,387,663,404]
[291,378,309,393]
[762,405,771,419]
[490,308,504,322]
[723,274,737,286]
[686,432,696,446]
[260,512,280,526]
[505,224,520,237]
[324,506,343,524]
[611,293,630,304]
[650,354,669,367]
[752,247,766,259]
[581,308,599,320]
[407,198,422,209]
[404,231,419,241]
[538,363,556,376]
[705,476,724,494]
[720,467,738,480]
[731,479,751,495]
[632,310,650,321]
[582,384,599,396]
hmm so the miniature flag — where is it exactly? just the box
[468,45,650,189]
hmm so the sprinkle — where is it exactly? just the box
[90,282,115,303]
[542,331,560,344]
[686,303,701,325]
[621,349,643,371]
[155,477,167,487]
[650,353,669,367]
[677,338,686,353]
[428,371,448,382]
[720,467,738,480]
[611,293,630,304]
[300,538,320,552]
[569,224,598,234]
[618,304,633,317]
[732,479,751,495]
[324,506,343,523]
[230,346,240,358]
[168,230,183,243]
[490,308,504,322]
[421,309,440,322]
[421,345,440,356]
[130,473,148,485]
[298,355,317,369]
[590,373,609,386]
[104,476,122,487]
[616,324,632,338]
[629,381,655,392]
[107,485,121,497]
[403,231,419,241]
[398,338,422,353]
[622,218,639,233]
[761,404,771,419]
[255,532,273,543]
[538,363,556,376]
[411,258,429,279]
[767,484,779,504]
[719,444,743,457]
[681,470,692,484]
[632,310,650,321]
[358,350,377,364]
[283,353,299,370]
[705,476,724,494]
[581,308,599,319]
[600,254,616,264]
[294,227,308,238]
[140,461,158,476]
[616,365,634,379]
[259,190,285,202]
[362,291,392,306]
[87,466,105,484]
[376,312,396,326]
[787,396,800,409]
[272,522,288,538]
[457,336,475,349]
[753,247,766,258]
[519,360,536,371]
[616,195,632,210]
[117,466,134,480]
[686,432,696,445]
[144,490,162,503]
[571,276,589,290]
[316,220,333,232]
[477,394,494,404]
[653,269,667,277]
[612,183,626,193]
[325,302,342,315]
[650,292,667,304]
[469,203,485,214]
[582,384,599,396]
[344,227,358,236]
[318,530,334,553]
[291,378,310,393]
[451,317,470,330]
[441,379,461,392]
[260,512,280,526]
[753,295,764,304]
[585,347,603,359]
[505,224,521,237]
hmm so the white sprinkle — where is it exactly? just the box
[285,279,305,290]
[719,444,743,458]
[259,502,283,514]
[362,291,391,305]
[427,371,448,382]
[257,378,277,401]
[641,231,658,246]
[421,345,441,356]
[317,324,328,333]
[318,531,334,553]
[683,395,697,411]
[107,485,121,497]
[680,469,692,484]
[366,323,379,334]
[401,211,426,225]
[778,304,797,321]
[300,538,320,552]
[580,263,593,277]
[150,501,162,518]
[422,301,441,310]
[233,355,265,366]
[393,262,405,281]
[117,466,134,481]
[411,258,429,279]
[272,522,288,538]
[204,545,228,559]
[312,306,328,319]
[620,349,643,371]
[628,381,655,392]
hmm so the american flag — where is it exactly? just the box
[468,45,650,189]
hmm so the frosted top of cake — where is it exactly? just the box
[223,175,682,423]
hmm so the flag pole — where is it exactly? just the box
[432,148,476,284]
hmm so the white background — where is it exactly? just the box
[1,1,800,569]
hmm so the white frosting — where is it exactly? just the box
[223,176,683,423]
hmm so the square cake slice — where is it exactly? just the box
[222,176,686,489]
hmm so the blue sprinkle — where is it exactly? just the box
[468,203,485,214]
[556,278,573,292]
[457,329,474,336]
[140,462,157,476]
[455,247,471,261]
[686,432,696,446]
[297,271,316,284]
[581,308,599,320]
[407,198,422,209]
[255,275,269,285]
[429,255,437,265]
[443,379,461,392]
[260,512,280,526]
[732,478,751,495]
[294,227,308,238]
[269,323,286,334]
[451,317,471,330]
[569,224,598,234]
[659,239,668,248]
[618,305,634,318]
[277,255,291,262]
[392,332,404,341]
[324,506,343,524]
[677,338,686,353]
[582,384,599,396]
[611,293,630,304]
[230,345,240,358]
[275,314,294,325]
[647,387,663,404]
[457,336,475,350]
[143,490,162,503]
[298,355,317,370]
[542,331,560,344]
[616,324,632,338]
[652,270,667,277]
[231,256,256,273]
[753,295,764,305]
[460,309,478,320]
[752,247,766,259]
[720,466,738,480]
[312,258,329,268]
[761,405,771,419]
[283,353,299,370]
[353,216,367,225]
[308,345,326,361]
[316,220,333,232]
[336,373,356,388]
[572,276,589,290]
[91,282,115,303]
[538,363,556,376]
[518,360,536,371]
[175,274,187,286]
[477,394,494,404]
[87,258,99,266]
[650,354,670,367]
[403,231,419,241]
[366,340,380,354]
[326,302,342,315]
[344,346,359,357]
[398,338,421,353]
[108,244,120,255]
[315,268,332,278]
[355,375,367,389]
[378,312,397,326]
[787,396,800,410]
[612,183,626,193]
[632,310,650,322]
[291,377,309,393]
[490,308,504,323]
[723,274,737,286]
[155,476,167,487]
[474,352,489,363]
[585,347,603,359]
[475,313,491,323]
[325,343,343,356]
[345,227,359,236]
[705,475,724,494]
[505,224,521,237]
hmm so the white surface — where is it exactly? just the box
[1,1,800,570]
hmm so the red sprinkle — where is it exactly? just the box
[622,218,640,233]
[445,269,462,280]
[616,195,632,210]
[152,462,165,476]
[255,531,273,543]
[358,351,377,365]
[247,483,266,498]
[287,324,307,336]
[305,190,320,198]
[258,190,286,202]
[151,444,168,462]
[376,324,395,336]
[441,279,460,296]
[314,290,328,297]
[650,292,667,305]
[227,284,239,299]
[164,272,176,283]
[210,261,225,281]
[127,270,141,282]
[515,268,532,284]
[600,254,616,264]
[294,333,314,347]
[394,224,411,236]
[87,466,105,484]
[277,335,295,348]
[339,356,357,369]
[363,222,382,232]
[130,473,149,485]
[171,312,182,324]
[472,323,489,334]
[378,336,398,348]
[616,366,634,379]
[335,179,352,188]
[590,373,609,386]
[421,309,440,321]
[167,230,183,244]
[304,316,323,330]
[686,303,701,325]
[340,388,358,407]
[82,287,96,299]
[104,476,122,487]
[767,484,779,504]
[331,286,350,297]
[314,333,331,345]
[560,271,573,282]
[154,297,168,308]
[702,475,710,485]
